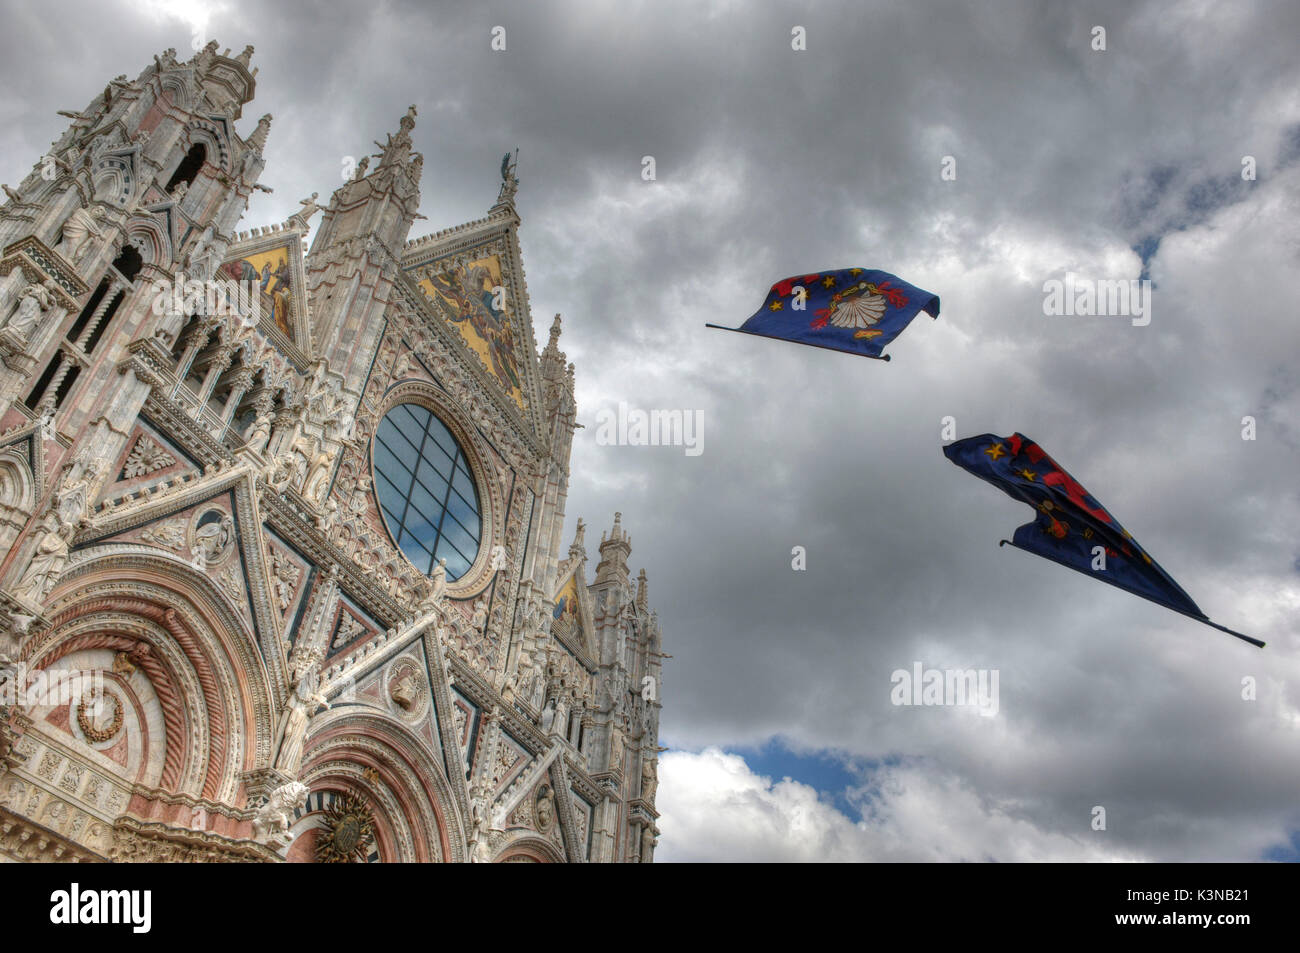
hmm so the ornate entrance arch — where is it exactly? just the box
[291,708,466,862]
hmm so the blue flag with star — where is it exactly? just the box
[734,268,939,361]
[944,432,1263,647]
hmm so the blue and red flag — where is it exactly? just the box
[709,268,939,361]
[944,432,1263,648]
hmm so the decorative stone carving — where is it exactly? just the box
[251,780,309,845]
[331,613,365,650]
[269,551,301,612]
[191,510,235,566]
[140,516,187,551]
[534,783,555,833]
[391,350,413,382]
[0,609,36,667]
[186,224,220,281]
[121,433,176,478]
[76,690,123,744]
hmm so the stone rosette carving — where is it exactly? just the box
[121,434,176,479]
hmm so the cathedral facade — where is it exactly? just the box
[0,43,663,863]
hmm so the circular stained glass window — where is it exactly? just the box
[372,403,482,581]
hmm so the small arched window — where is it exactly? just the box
[164,142,206,194]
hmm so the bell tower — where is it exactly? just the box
[0,42,270,583]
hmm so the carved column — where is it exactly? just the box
[221,367,256,424]
[33,347,84,415]
[173,321,213,381]
[196,343,235,406]
[73,278,123,349]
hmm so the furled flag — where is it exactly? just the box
[707,268,940,361]
[944,432,1263,648]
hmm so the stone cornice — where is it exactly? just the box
[0,808,107,863]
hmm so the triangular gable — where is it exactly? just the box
[324,594,380,660]
[0,418,47,502]
[449,685,480,780]
[140,200,183,260]
[401,212,546,439]
[77,470,285,666]
[263,530,313,638]
[220,223,312,363]
[337,640,444,753]
[104,418,201,496]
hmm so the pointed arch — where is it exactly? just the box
[295,708,466,862]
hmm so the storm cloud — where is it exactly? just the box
[4,0,1297,861]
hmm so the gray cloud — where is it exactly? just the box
[4,0,1297,861]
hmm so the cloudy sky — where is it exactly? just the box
[4,0,1297,862]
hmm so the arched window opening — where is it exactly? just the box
[68,246,144,354]
[164,142,206,195]
[112,244,143,283]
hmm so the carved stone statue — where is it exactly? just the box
[291,192,321,227]
[316,497,339,538]
[4,278,58,339]
[468,800,493,863]
[281,430,316,490]
[12,514,75,607]
[251,780,309,843]
[187,224,217,271]
[608,728,624,770]
[641,759,657,801]
[55,456,102,530]
[273,659,329,774]
[427,557,447,604]
[0,610,36,668]
[534,784,555,832]
[0,267,25,317]
[470,597,488,629]
[193,514,234,564]
[302,445,336,505]
[497,149,519,205]
[389,672,416,711]
[391,351,413,381]
[55,205,106,262]
[242,411,272,454]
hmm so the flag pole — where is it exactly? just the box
[704,323,892,362]
[997,539,1264,648]
[1199,618,1265,649]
